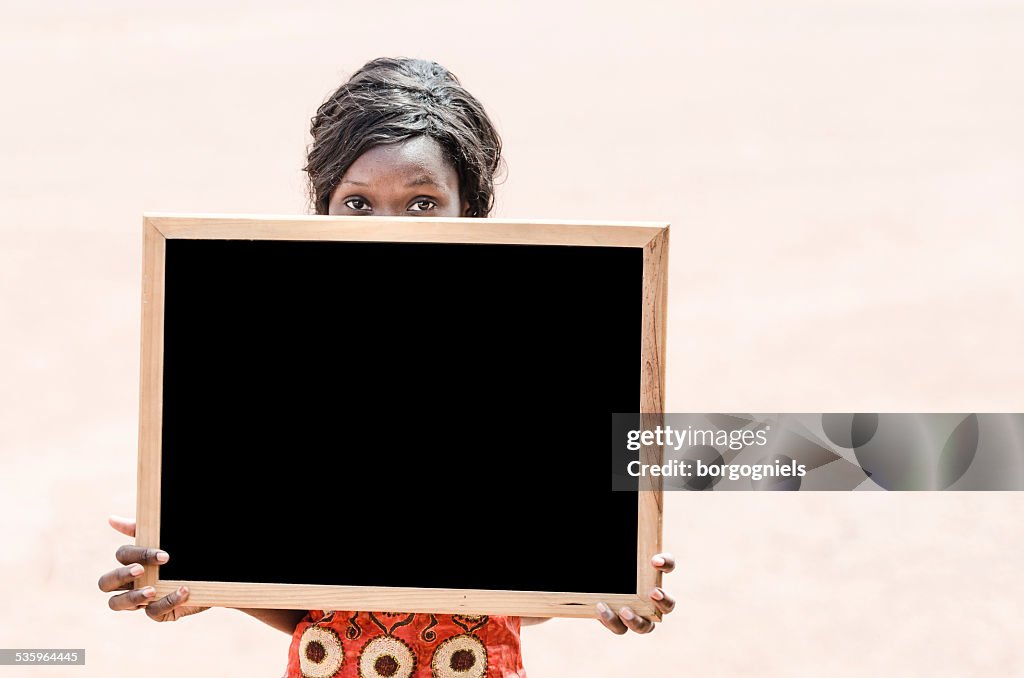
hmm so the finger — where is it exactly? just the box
[145,586,189,621]
[115,545,169,566]
[107,586,156,611]
[97,563,145,592]
[649,586,676,615]
[618,606,655,634]
[595,602,627,635]
[651,553,676,573]
[108,515,137,538]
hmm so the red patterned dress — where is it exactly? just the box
[284,610,527,678]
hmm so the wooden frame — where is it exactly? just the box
[136,213,669,620]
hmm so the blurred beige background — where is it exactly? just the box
[2,0,1023,676]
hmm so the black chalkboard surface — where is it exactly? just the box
[136,215,668,620]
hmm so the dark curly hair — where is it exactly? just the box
[304,57,503,217]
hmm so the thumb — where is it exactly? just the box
[108,515,137,538]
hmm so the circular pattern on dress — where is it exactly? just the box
[299,626,344,678]
[358,636,416,678]
[431,634,487,678]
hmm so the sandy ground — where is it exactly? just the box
[1,0,1023,676]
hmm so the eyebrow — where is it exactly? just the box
[338,175,444,189]
[405,174,444,188]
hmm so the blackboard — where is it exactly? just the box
[135,214,668,620]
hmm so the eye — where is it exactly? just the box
[344,197,371,212]
[408,198,437,212]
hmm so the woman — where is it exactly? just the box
[97,57,677,677]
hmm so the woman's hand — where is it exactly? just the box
[97,516,208,622]
[594,553,676,635]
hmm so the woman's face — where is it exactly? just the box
[327,136,468,217]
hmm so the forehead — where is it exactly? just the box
[341,136,458,188]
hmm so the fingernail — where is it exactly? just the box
[620,607,635,621]
[177,586,188,597]
[652,556,665,567]
[651,587,664,601]
[142,587,156,598]
[156,551,170,564]
[596,602,612,619]
[129,564,144,577]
